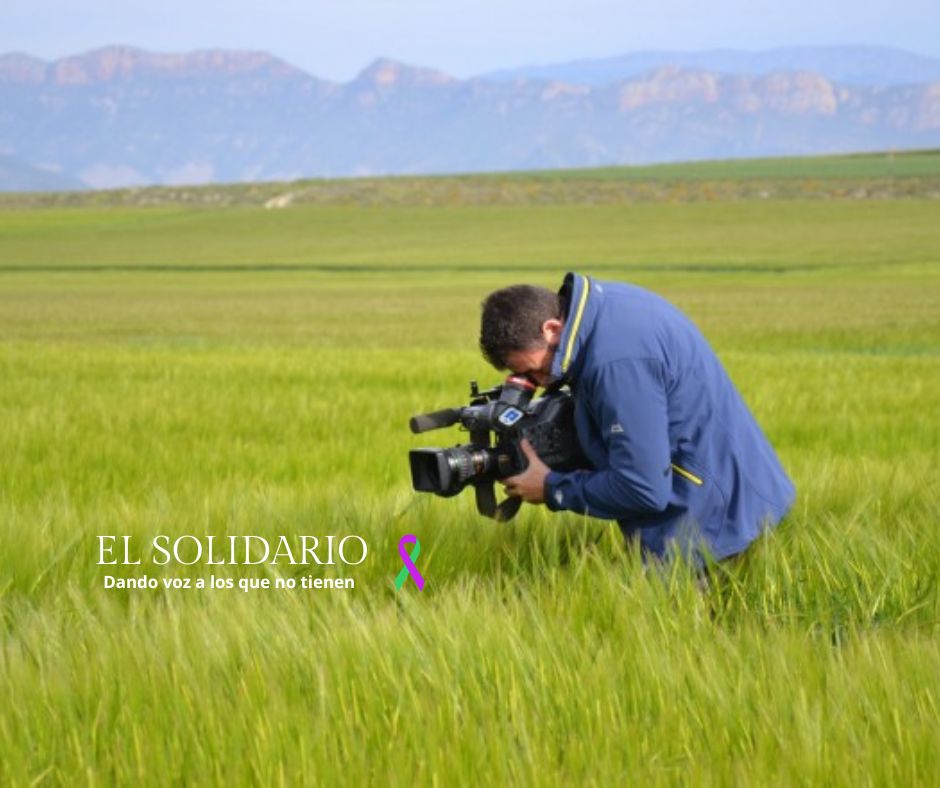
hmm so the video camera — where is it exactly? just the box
[408,376,589,521]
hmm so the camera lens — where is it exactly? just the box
[446,447,493,486]
[409,445,500,496]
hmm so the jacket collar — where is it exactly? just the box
[551,272,598,383]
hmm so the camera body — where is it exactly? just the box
[408,376,589,521]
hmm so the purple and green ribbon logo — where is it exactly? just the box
[395,534,425,591]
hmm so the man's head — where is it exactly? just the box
[479,285,564,387]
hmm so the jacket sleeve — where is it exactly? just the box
[544,358,672,520]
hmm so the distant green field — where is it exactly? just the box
[514,148,940,180]
[1,161,939,783]
[3,148,939,210]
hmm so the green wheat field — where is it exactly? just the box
[1,151,939,784]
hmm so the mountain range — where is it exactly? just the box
[481,46,940,87]
[1,45,939,191]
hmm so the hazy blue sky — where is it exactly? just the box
[3,0,938,81]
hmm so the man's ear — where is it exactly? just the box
[541,318,564,345]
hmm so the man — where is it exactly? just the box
[479,272,795,563]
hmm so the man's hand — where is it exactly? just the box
[502,439,550,504]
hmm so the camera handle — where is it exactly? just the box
[474,482,522,522]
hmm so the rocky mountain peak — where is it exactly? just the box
[5,46,312,86]
[353,57,456,88]
[0,52,47,83]
[616,66,721,109]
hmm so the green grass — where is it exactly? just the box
[0,169,939,783]
[2,200,938,272]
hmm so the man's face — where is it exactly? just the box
[504,317,564,387]
[506,343,557,388]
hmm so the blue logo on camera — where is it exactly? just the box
[498,407,523,427]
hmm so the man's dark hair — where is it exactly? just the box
[479,285,562,369]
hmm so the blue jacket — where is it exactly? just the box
[544,273,795,561]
